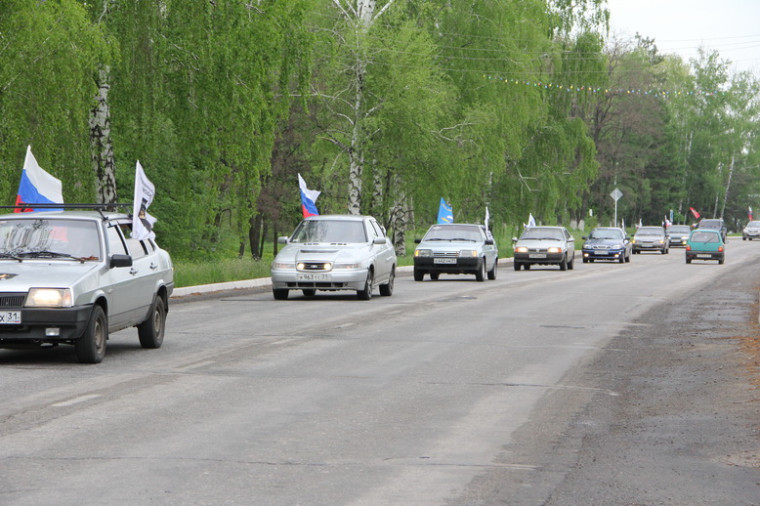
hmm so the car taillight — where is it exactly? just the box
[718,246,724,252]
[685,245,691,251]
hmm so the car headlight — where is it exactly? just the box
[548,247,562,253]
[26,288,73,308]
[333,263,361,269]
[414,249,433,257]
[459,250,477,257]
[514,246,528,253]
[271,261,292,269]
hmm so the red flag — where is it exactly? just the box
[689,207,701,219]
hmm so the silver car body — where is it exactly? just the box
[0,209,174,362]
[632,226,668,253]
[742,220,760,240]
[668,225,692,247]
[512,226,575,270]
[413,223,498,281]
[270,215,396,300]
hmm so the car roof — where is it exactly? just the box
[637,226,663,231]
[0,210,129,222]
[592,227,623,231]
[429,223,481,228]
[303,214,371,222]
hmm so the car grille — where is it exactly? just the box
[0,293,25,307]
[592,245,611,250]
[433,251,459,258]
[299,262,330,271]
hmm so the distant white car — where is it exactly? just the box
[742,220,760,240]
[0,207,174,363]
[270,215,396,300]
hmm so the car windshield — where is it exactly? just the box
[747,221,760,227]
[0,218,100,259]
[290,220,367,243]
[669,226,691,234]
[691,231,720,243]
[423,225,482,242]
[699,220,721,228]
[520,228,564,241]
[636,228,663,236]
[589,229,623,240]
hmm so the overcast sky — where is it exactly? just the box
[604,0,760,75]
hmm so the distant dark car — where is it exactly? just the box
[686,229,725,264]
[581,227,631,263]
[742,221,760,241]
[667,225,692,247]
[632,226,668,254]
[697,218,727,241]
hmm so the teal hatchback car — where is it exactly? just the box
[685,229,725,264]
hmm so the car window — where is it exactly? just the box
[291,220,367,243]
[125,238,149,259]
[370,220,385,238]
[0,218,100,259]
[691,231,720,243]
[424,225,483,242]
[106,224,128,255]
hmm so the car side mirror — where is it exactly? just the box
[110,254,133,268]
[511,237,518,243]
[485,239,494,245]
[277,236,289,244]
[373,237,386,245]
[414,238,422,244]
[582,236,588,240]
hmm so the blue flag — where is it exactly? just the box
[437,198,453,224]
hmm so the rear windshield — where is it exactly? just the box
[691,231,720,243]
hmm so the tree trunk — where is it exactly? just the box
[249,214,262,259]
[90,66,117,204]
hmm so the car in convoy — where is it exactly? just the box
[632,226,669,254]
[413,223,498,281]
[0,206,174,363]
[270,214,396,300]
[512,226,575,271]
[685,229,725,264]
[667,224,692,247]
[697,218,727,241]
[742,220,760,241]
[581,227,631,263]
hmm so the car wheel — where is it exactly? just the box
[475,258,486,281]
[625,252,631,263]
[487,258,497,280]
[686,257,692,264]
[272,288,289,300]
[379,266,394,296]
[430,272,440,281]
[302,289,316,297]
[743,236,747,241]
[582,258,588,264]
[138,296,166,349]
[413,268,424,281]
[524,264,531,270]
[559,255,567,271]
[75,305,107,364]
[513,261,521,271]
[567,254,574,270]
[357,269,373,300]
[719,257,725,265]
[589,258,595,263]
[618,254,625,264]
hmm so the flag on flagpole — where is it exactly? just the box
[298,174,320,218]
[437,198,453,224]
[749,206,753,221]
[484,206,490,232]
[14,145,63,212]
[689,207,701,219]
[132,161,157,240]
[527,213,536,228]
[637,218,642,229]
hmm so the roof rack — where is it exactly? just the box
[0,203,133,219]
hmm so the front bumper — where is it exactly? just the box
[686,251,724,261]
[413,256,480,274]
[582,248,625,260]
[0,305,93,346]
[271,268,368,291]
[513,252,566,265]
[632,242,666,251]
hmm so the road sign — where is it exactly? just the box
[610,188,623,201]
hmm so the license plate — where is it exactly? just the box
[434,258,457,264]
[697,254,713,259]
[0,310,21,324]
[296,273,329,281]
[529,253,546,259]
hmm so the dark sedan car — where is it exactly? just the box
[581,227,631,263]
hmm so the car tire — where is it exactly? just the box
[625,252,631,263]
[430,272,440,281]
[559,255,567,271]
[743,236,747,241]
[568,254,574,270]
[719,257,724,265]
[302,289,316,297]
[379,266,394,296]
[618,254,625,263]
[686,257,692,264]
[357,269,373,300]
[513,261,521,271]
[582,258,588,264]
[138,296,166,349]
[475,258,486,281]
[75,304,107,364]
[413,268,424,281]
[273,288,289,300]
[487,258,497,280]
[524,264,531,270]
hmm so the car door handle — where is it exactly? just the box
[129,268,138,276]
[149,263,158,270]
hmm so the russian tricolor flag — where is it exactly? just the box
[298,173,320,218]
[15,146,64,212]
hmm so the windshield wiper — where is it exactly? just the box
[0,252,23,262]
[16,250,98,263]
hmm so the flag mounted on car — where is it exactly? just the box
[14,145,64,212]
[298,173,320,218]
[132,161,157,240]
[689,207,701,219]
[437,198,453,224]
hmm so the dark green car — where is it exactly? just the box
[685,229,725,264]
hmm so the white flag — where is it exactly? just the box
[527,213,536,228]
[484,206,490,232]
[132,161,157,240]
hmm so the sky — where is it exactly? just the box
[604,0,760,75]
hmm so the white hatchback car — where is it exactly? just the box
[0,206,174,363]
[270,215,397,300]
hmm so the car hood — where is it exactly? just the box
[0,260,102,292]
[275,243,374,264]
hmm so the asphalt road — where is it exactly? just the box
[1,240,759,505]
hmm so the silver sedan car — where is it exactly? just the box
[270,215,397,300]
[512,226,575,271]
[0,208,174,363]
[413,223,498,281]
